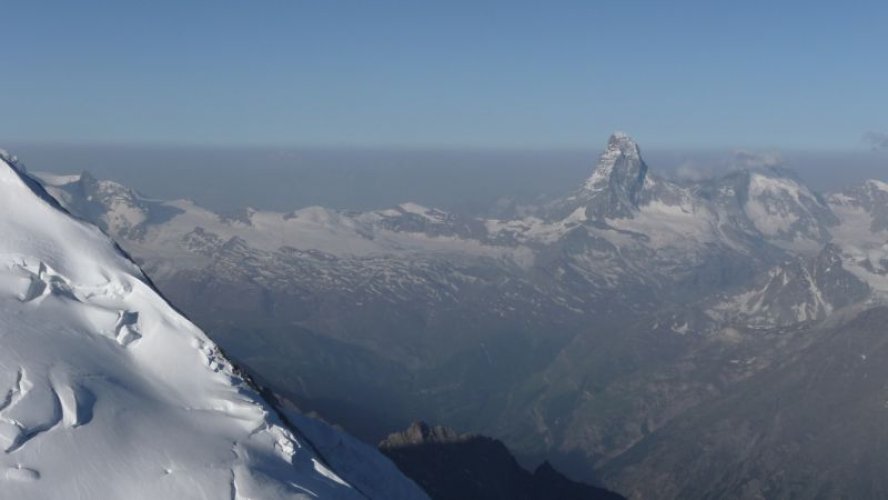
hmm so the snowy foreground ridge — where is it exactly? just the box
[0,156,426,498]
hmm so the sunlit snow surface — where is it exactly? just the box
[0,157,368,498]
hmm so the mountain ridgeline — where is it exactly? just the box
[379,422,624,500]
[30,134,888,498]
[0,151,428,499]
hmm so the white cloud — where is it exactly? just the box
[674,162,716,181]
[731,150,783,168]
[863,131,888,150]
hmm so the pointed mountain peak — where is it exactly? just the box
[579,132,649,218]
[79,169,97,183]
[584,132,647,191]
[75,169,101,192]
[606,131,641,156]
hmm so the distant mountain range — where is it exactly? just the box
[0,151,427,499]
[30,133,888,498]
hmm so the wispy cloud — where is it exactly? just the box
[674,162,717,182]
[731,150,783,168]
[863,131,888,150]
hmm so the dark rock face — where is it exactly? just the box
[600,307,888,499]
[379,422,625,500]
[580,133,649,220]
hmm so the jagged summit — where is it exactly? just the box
[578,132,649,219]
[379,421,467,448]
[583,132,645,190]
[380,422,625,500]
[78,169,98,185]
[605,131,641,158]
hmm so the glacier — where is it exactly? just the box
[0,154,427,498]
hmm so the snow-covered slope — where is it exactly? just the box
[19,135,888,500]
[706,244,870,327]
[828,180,888,295]
[0,155,424,498]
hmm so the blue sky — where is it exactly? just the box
[2,1,886,149]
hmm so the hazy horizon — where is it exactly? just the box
[6,3,888,497]
[6,141,886,215]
